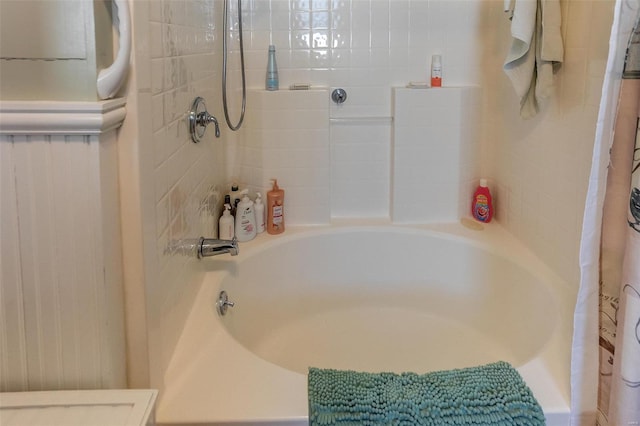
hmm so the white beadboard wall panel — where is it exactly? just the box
[0,103,126,392]
[13,136,66,390]
[50,138,88,389]
[97,130,127,386]
[0,136,29,391]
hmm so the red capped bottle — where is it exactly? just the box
[472,179,493,223]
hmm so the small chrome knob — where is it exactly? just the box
[217,291,235,316]
[331,88,347,104]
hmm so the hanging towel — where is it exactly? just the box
[308,361,546,426]
[504,0,514,14]
[537,0,564,99]
[504,0,564,119]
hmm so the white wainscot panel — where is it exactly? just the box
[0,100,127,391]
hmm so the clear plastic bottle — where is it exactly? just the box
[266,45,279,91]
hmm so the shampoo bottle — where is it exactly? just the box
[266,45,279,91]
[254,192,265,233]
[472,179,493,223]
[219,204,234,240]
[431,54,442,87]
[235,190,257,242]
[229,183,241,214]
[267,179,285,235]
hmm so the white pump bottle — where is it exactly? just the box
[254,192,265,233]
[219,203,234,240]
[235,189,257,242]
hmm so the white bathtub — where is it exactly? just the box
[157,222,574,426]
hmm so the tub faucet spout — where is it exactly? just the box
[198,236,239,258]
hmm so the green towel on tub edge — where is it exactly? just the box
[307,361,545,426]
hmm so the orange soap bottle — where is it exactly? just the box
[267,179,285,234]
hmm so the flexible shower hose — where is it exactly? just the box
[222,0,246,131]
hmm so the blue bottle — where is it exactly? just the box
[266,45,279,91]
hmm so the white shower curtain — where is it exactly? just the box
[572,0,640,424]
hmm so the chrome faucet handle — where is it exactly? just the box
[189,97,221,142]
[197,111,220,138]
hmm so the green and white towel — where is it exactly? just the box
[308,361,545,425]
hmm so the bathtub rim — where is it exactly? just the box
[200,220,574,290]
[157,220,575,426]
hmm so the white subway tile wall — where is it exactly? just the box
[392,87,481,223]
[240,89,331,225]
[331,119,391,218]
[234,0,613,284]
[134,0,227,389]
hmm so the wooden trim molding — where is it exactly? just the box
[0,98,126,136]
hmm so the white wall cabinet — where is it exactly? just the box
[0,0,114,100]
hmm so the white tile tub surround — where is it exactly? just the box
[239,0,615,286]
[331,117,392,218]
[120,0,613,395]
[238,89,331,225]
[392,87,481,223]
[120,0,228,390]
